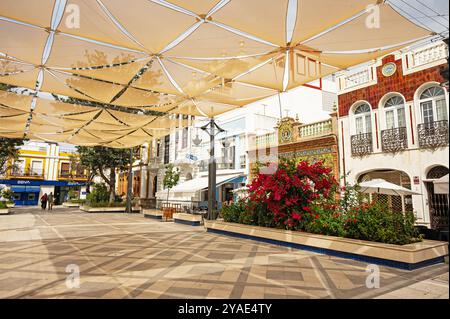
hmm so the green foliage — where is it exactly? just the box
[222,199,247,223]
[86,183,109,204]
[67,189,78,200]
[0,138,24,175]
[343,202,422,245]
[77,146,134,202]
[163,163,180,203]
[0,201,7,209]
[303,205,346,237]
[0,188,14,202]
[163,163,180,190]
[68,199,86,204]
[222,162,421,245]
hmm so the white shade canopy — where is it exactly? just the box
[433,174,449,195]
[0,1,433,147]
[358,179,421,196]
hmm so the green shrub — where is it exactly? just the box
[222,200,245,223]
[68,189,78,200]
[304,205,346,237]
[0,201,7,209]
[86,183,109,204]
[344,202,422,245]
[68,199,86,204]
[0,188,14,202]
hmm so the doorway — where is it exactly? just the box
[425,166,449,230]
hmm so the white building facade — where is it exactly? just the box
[337,41,449,230]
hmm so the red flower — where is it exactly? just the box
[292,212,301,220]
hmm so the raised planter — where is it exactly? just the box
[143,209,163,220]
[63,202,80,208]
[173,213,202,226]
[204,221,449,270]
[80,205,126,213]
[0,208,11,215]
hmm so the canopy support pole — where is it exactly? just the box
[201,118,225,220]
[126,147,134,214]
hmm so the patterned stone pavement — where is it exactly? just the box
[0,206,448,299]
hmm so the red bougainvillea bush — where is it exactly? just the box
[247,159,337,230]
[221,159,422,245]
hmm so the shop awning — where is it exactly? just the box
[434,174,449,195]
[0,1,433,147]
[156,173,245,198]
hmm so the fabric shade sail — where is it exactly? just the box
[0,0,433,147]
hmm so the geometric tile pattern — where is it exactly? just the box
[0,207,448,299]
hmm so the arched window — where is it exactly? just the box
[420,86,447,124]
[384,95,406,129]
[354,103,372,134]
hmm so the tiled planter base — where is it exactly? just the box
[63,202,80,208]
[204,221,449,270]
[143,209,163,219]
[173,213,202,226]
[80,206,126,213]
[0,209,11,215]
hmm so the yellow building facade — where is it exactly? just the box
[0,142,88,206]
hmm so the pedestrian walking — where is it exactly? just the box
[40,193,48,210]
[48,192,54,211]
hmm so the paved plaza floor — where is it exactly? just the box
[0,206,448,299]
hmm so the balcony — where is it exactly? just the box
[350,133,373,157]
[381,127,408,153]
[9,169,44,179]
[58,172,88,181]
[403,41,448,75]
[337,66,377,94]
[418,120,449,149]
[299,119,333,139]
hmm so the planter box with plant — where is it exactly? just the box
[173,213,202,226]
[0,201,10,215]
[211,160,448,270]
[0,188,15,209]
[143,209,163,219]
[81,183,127,213]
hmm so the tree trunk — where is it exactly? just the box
[109,168,116,203]
[166,187,170,205]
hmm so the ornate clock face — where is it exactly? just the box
[382,62,397,77]
[281,129,292,142]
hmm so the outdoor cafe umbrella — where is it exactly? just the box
[358,178,421,212]
[433,174,449,195]
[358,179,421,196]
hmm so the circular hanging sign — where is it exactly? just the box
[382,62,397,77]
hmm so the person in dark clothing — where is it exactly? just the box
[40,193,48,210]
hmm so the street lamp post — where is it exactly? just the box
[198,118,225,220]
[126,147,134,214]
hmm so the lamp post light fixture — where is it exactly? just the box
[198,118,226,220]
[192,127,202,146]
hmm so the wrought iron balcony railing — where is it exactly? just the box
[381,127,408,153]
[9,169,44,179]
[418,120,449,149]
[350,133,373,157]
